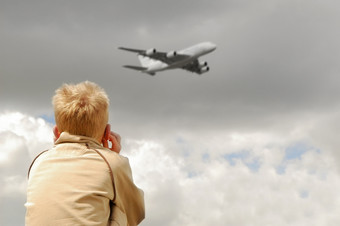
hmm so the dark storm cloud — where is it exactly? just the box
[1,0,340,137]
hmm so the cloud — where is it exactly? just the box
[1,111,340,225]
[0,112,53,226]
[123,130,340,226]
[1,0,340,136]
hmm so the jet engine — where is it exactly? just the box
[199,66,210,74]
[199,61,208,68]
[166,51,177,58]
[145,48,156,56]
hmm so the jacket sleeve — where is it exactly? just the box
[112,156,145,225]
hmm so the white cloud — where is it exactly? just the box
[124,129,340,226]
[1,111,340,225]
[0,112,53,226]
[0,112,53,158]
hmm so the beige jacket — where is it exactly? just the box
[25,132,145,226]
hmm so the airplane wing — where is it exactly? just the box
[118,47,146,54]
[119,47,191,64]
[149,52,191,64]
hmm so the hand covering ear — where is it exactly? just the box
[102,124,121,154]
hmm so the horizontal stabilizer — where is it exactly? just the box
[123,65,148,71]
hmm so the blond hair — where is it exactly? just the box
[53,81,109,140]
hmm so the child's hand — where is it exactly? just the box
[102,131,121,154]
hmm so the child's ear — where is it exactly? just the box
[53,126,60,142]
[104,124,111,140]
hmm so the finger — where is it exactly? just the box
[108,133,121,154]
[102,137,109,148]
[111,132,121,143]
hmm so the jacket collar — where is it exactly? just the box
[55,132,102,149]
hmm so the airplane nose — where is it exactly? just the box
[205,42,216,52]
[210,43,217,50]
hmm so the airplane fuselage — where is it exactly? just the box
[141,42,216,74]
[119,41,217,75]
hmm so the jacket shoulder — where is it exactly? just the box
[96,148,128,165]
[27,150,49,178]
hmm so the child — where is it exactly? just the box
[26,81,145,226]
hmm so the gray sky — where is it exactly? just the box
[1,0,340,225]
[1,0,340,133]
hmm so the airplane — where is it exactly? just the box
[118,42,217,76]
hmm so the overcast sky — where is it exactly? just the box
[1,0,340,225]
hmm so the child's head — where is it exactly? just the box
[52,81,109,141]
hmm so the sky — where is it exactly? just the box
[1,0,340,225]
